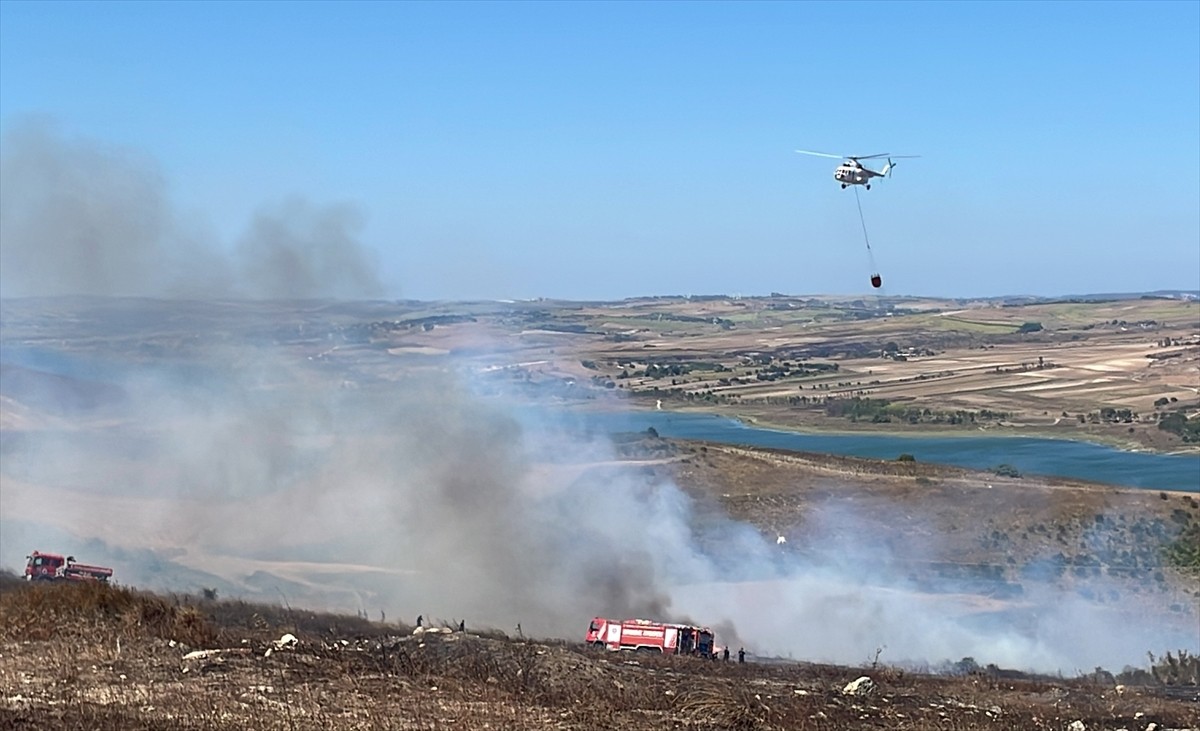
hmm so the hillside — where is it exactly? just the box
[1,575,1197,730]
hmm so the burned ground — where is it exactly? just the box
[0,577,1196,730]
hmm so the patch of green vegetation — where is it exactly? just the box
[991,464,1022,478]
[538,322,590,333]
[1081,406,1139,424]
[1158,410,1200,443]
[1163,510,1200,570]
[824,397,893,421]
[919,315,1020,334]
[822,396,1012,426]
[745,359,838,382]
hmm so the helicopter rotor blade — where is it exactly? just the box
[794,149,845,159]
[850,153,890,161]
[886,155,921,159]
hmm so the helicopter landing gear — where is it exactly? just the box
[840,183,847,189]
[865,184,871,190]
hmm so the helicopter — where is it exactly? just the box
[795,150,919,189]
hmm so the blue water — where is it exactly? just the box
[555,409,1200,493]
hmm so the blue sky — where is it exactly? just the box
[2,0,1197,300]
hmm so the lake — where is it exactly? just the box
[553,408,1200,492]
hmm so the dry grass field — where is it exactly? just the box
[2,575,1198,731]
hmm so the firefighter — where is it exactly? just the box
[416,614,423,628]
[738,647,745,663]
[723,647,730,661]
[458,619,465,632]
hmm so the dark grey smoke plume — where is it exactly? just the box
[0,119,384,299]
[237,197,383,299]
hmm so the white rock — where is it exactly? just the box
[1068,721,1086,731]
[273,633,298,649]
[842,676,876,696]
[182,649,221,661]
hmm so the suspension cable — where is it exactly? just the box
[853,186,882,289]
[853,186,871,253]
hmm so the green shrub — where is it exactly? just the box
[992,464,1022,478]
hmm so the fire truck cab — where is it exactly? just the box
[24,551,113,583]
[586,617,716,657]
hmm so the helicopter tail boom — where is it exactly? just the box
[880,158,895,177]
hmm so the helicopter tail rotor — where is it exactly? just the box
[884,154,920,176]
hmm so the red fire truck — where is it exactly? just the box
[24,551,113,583]
[585,617,716,657]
